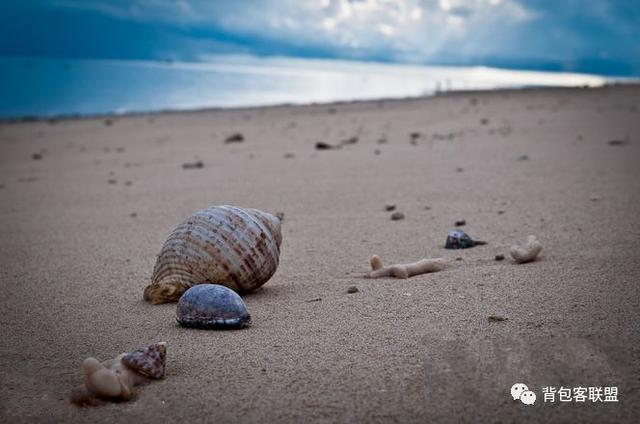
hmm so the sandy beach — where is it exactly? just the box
[1,85,639,422]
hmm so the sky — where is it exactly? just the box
[1,0,639,76]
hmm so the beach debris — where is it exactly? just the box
[367,255,445,279]
[385,204,396,212]
[517,154,530,161]
[176,284,251,329]
[347,286,359,294]
[306,297,322,303]
[607,139,630,146]
[144,205,282,304]
[445,230,487,249]
[497,210,505,215]
[182,160,204,169]
[377,137,388,144]
[455,257,463,261]
[455,219,466,226]
[488,315,508,322]
[589,194,601,201]
[456,167,464,172]
[341,136,358,145]
[315,141,340,150]
[129,212,137,218]
[104,119,113,126]
[70,342,166,405]
[284,153,295,159]
[107,179,117,185]
[495,254,505,261]
[510,235,542,264]
[390,211,405,220]
[122,342,167,379]
[480,118,489,125]
[31,153,43,160]
[374,149,381,155]
[225,133,244,143]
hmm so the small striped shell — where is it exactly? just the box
[144,205,282,304]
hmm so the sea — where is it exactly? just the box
[0,54,623,120]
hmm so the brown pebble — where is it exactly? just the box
[488,315,508,322]
[347,286,359,294]
[390,211,405,221]
[225,133,244,143]
[455,219,466,226]
[455,257,463,261]
[608,139,630,146]
[31,153,43,160]
[497,210,505,215]
[182,160,204,169]
[385,204,396,211]
[495,254,505,261]
[315,142,339,150]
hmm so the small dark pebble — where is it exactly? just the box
[517,154,529,161]
[347,286,359,294]
[390,211,405,221]
[182,160,204,169]
[306,298,322,303]
[608,139,630,146]
[116,147,125,153]
[480,118,489,125]
[410,132,421,140]
[225,133,244,143]
[315,142,339,150]
[455,219,466,226]
[284,153,295,158]
[275,212,285,221]
[424,206,431,210]
[377,137,388,144]
[129,212,137,218]
[385,204,396,211]
[497,210,505,215]
[455,257,463,261]
[495,254,505,261]
[374,149,381,155]
[107,179,117,184]
[488,315,508,322]
[341,136,358,145]
[31,153,43,160]
[456,167,464,172]
[124,181,132,186]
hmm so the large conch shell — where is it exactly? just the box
[144,205,282,304]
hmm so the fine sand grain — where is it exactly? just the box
[1,85,639,423]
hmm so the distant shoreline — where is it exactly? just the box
[2,83,639,124]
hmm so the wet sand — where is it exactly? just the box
[1,85,639,423]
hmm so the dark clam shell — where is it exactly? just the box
[445,229,480,249]
[176,284,251,329]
